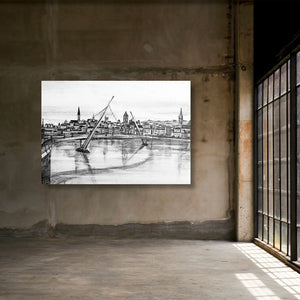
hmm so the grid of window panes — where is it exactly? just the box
[256,59,291,255]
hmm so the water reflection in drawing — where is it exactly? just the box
[50,138,190,184]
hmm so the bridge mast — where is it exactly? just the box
[130,111,148,146]
[76,96,115,153]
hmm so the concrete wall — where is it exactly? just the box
[0,0,252,239]
[235,0,254,241]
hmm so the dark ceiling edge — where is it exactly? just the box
[0,0,229,4]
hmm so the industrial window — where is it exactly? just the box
[255,47,300,263]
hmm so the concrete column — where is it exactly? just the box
[236,0,254,241]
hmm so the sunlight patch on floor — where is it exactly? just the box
[235,273,280,299]
[235,243,300,299]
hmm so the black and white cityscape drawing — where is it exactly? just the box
[41,81,191,184]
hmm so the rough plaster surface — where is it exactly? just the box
[236,1,254,241]
[0,1,231,68]
[0,0,243,235]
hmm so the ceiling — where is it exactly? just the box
[254,0,300,81]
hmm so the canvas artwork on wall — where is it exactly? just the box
[41,81,191,184]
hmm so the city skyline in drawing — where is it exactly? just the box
[42,81,191,125]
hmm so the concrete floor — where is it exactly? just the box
[1,238,300,299]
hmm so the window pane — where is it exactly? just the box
[297,86,300,259]
[282,222,288,254]
[288,224,291,256]
[297,52,300,86]
[275,220,280,250]
[263,79,268,105]
[258,109,263,212]
[263,215,268,242]
[288,60,290,91]
[269,74,274,102]
[269,218,274,245]
[258,213,263,240]
[281,96,287,221]
[274,69,280,99]
[274,99,280,219]
[297,88,300,226]
[263,107,268,214]
[297,228,300,259]
[281,63,287,95]
[258,83,263,108]
[287,93,290,223]
[268,103,273,216]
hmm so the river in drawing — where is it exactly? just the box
[49,138,190,184]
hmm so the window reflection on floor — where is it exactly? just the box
[236,273,280,299]
[235,243,300,299]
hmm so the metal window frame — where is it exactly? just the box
[254,44,299,263]
[290,52,297,261]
